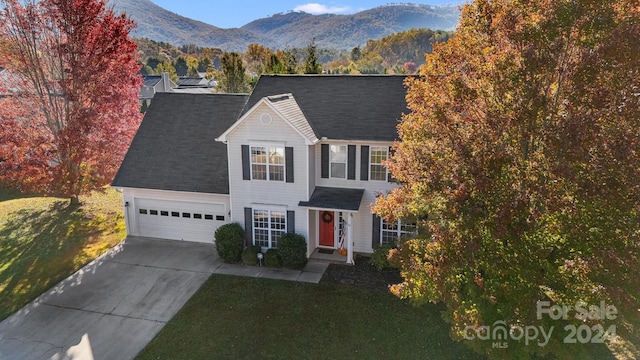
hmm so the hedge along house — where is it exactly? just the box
[113,75,414,264]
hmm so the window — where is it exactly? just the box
[160,211,169,216]
[193,213,202,219]
[205,214,214,220]
[381,218,417,245]
[171,211,180,217]
[182,212,191,218]
[370,146,388,181]
[251,146,284,181]
[330,145,347,178]
[253,209,286,248]
[139,209,148,214]
[216,215,225,221]
[149,210,158,215]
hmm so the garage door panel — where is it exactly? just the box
[135,198,226,243]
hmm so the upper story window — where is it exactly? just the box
[370,146,388,181]
[251,146,284,181]
[330,145,347,179]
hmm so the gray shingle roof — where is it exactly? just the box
[142,75,162,87]
[244,75,410,142]
[112,92,249,194]
[298,186,365,211]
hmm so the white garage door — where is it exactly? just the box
[135,198,226,243]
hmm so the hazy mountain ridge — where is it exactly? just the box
[109,0,460,51]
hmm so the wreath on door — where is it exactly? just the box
[322,211,333,223]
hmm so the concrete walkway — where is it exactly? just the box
[0,236,328,360]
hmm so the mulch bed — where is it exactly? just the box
[319,255,403,292]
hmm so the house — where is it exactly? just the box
[113,75,414,263]
[172,76,217,95]
[140,72,176,107]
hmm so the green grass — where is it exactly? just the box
[136,275,484,360]
[0,185,126,321]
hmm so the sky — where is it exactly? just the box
[149,1,461,29]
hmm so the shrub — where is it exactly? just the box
[241,245,262,266]
[278,233,308,269]
[370,241,397,271]
[214,223,244,263]
[264,248,282,267]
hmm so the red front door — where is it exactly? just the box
[319,211,334,247]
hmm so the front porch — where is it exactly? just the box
[299,186,365,265]
[309,247,348,264]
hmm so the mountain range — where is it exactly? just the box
[109,0,460,51]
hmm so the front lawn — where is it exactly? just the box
[0,186,126,321]
[136,274,484,360]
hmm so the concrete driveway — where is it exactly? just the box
[0,236,221,360]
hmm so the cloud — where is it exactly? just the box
[293,3,352,14]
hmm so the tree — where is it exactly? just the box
[245,43,270,75]
[282,49,298,74]
[155,62,178,83]
[374,0,640,358]
[216,52,249,93]
[0,0,142,205]
[173,56,188,77]
[303,38,322,74]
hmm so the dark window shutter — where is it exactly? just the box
[241,145,250,180]
[372,214,381,247]
[360,145,369,181]
[388,146,396,183]
[287,210,295,234]
[285,147,294,183]
[321,144,329,178]
[347,145,356,180]
[244,207,253,246]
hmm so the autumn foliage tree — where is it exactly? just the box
[374,0,640,358]
[0,0,142,205]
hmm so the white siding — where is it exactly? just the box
[226,103,310,240]
[314,140,398,254]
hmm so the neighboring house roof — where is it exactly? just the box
[177,77,211,87]
[112,92,249,194]
[143,75,162,88]
[243,75,411,142]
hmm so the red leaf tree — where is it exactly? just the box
[0,0,142,204]
[375,0,640,358]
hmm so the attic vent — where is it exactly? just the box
[268,94,291,103]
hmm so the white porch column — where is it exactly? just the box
[347,212,354,264]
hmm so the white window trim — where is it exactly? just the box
[330,144,347,179]
[253,207,287,249]
[369,146,388,181]
[380,218,417,245]
[250,143,285,182]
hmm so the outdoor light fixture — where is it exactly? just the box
[257,252,264,267]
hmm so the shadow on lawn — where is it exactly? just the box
[0,200,100,320]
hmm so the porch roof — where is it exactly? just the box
[298,186,365,212]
